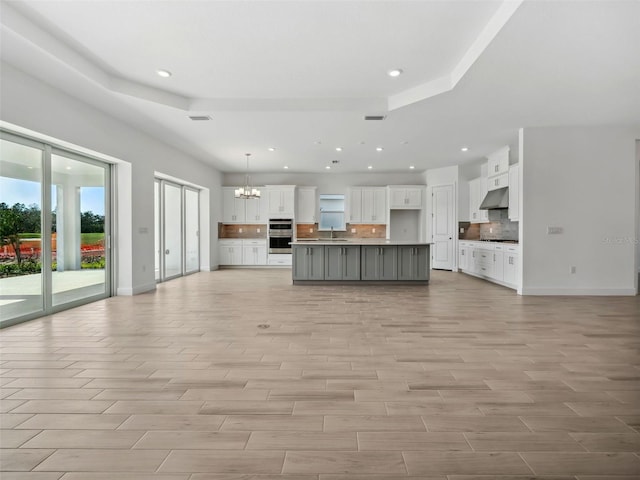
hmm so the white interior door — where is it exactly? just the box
[432,184,454,270]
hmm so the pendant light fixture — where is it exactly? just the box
[235,153,261,199]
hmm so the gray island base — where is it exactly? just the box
[292,239,431,285]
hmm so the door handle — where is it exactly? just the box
[165,249,170,254]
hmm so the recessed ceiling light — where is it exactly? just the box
[461,147,469,152]
[65,166,72,170]
[283,165,289,169]
[409,165,415,170]
[325,166,331,170]
[268,147,275,152]
[367,165,373,170]
[387,69,403,77]
[156,69,172,78]
[335,147,342,152]
[376,147,383,152]
[27,166,33,169]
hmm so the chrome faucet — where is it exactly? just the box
[330,226,334,239]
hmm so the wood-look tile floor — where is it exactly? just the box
[1,268,639,479]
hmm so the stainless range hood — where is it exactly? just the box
[479,187,509,210]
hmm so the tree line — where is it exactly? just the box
[0,202,104,264]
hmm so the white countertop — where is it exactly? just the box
[292,239,433,246]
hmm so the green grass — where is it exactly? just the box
[81,233,105,244]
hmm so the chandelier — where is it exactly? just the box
[234,153,261,199]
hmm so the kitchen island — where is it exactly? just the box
[291,239,431,284]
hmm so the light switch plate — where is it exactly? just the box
[547,226,563,234]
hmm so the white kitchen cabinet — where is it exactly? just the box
[487,173,508,191]
[219,239,243,265]
[220,239,267,266]
[223,187,267,224]
[222,187,246,223]
[508,164,519,221]
[492,245,505,281]
[244,196,268,224]
[487,146,509,177]
[348,188,363,223]
[469,178,489,224]
[388,186,423,209]
[296,187,317,224]
[267,186,295,218]
[459,242,469,271]
[476,246,494,278]
[478,178,489,222]
[362,187,387,223]
[349,187,386,224]
[503,245,520,286]
[242,239,267,265]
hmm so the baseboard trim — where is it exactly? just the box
[117,282,156,296]
[521,287,637,296]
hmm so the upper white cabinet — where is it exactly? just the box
[348,188,363,223]
[349,187,387,224]
[389,186,424,209]
[508,164,519,221]
[267,185,295,218]
[487,173,508,191]
[222,187,246,223]
[245,195,268,224]
[487,146,509,177]
[296,187,317,224]
[469,177,489,224]
[222,187,267,224]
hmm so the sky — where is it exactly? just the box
[0,177,105,215]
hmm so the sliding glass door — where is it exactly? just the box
[51,151,109,307]
[0,132,111,327]
[0,136,45,322]
[154,179,200,282]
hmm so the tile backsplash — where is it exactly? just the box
[219,223,267,239]
[296,223,386,239]
[459,211,518,241]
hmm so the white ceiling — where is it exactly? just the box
[1,0,639,174]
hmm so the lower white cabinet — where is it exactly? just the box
[503,246,520,286]
[219,240,243,265]
[459,241,519,290]
[219,239,267,266]
[243,240,267,265]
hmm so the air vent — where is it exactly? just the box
[364,115,386,121]
[188,115,212,121]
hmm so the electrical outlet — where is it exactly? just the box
[309,228,313,233]
[459,227,464,234]
[570,266,576,274]
[547,226,563,234]
[489,227,493,234]
[351,228,356,233]
[256,228,260,233]
[372,228,376,233]
[239,228,243,233]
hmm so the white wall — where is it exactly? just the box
[223,172,425,196]
[520,126,639,295]
[0,62,223,294]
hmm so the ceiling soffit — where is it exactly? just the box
[0,0,522,113]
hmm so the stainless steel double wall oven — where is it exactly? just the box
[268,218,293,254]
